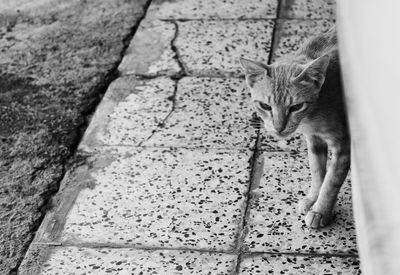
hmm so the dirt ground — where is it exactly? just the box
[0,0,149,273]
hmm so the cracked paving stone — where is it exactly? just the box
[239,254,361,274]
[142,77,257,149]
[47,147,252,251]
[21,247,237,275]
[244,152,357,254]
[175,20,274,77]
[118,19,181,77]
[147,0,279,19]
[271,19,334,62]
[79,76,175,151]
[280,0,336,19]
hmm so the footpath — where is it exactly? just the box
[19,0,361,274]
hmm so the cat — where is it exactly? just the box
[240,26,350,229]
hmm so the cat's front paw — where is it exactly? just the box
[305,211,333,229]
[298,197,316,214]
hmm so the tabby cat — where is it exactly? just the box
[240,27,350,228]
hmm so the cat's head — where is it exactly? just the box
[240,55,330,137]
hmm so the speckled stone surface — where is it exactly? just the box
[79,77,175,151]
[244,152,357,254]
[271,19,334,62]
[239,254,361,274]
[147,0,278,19]
[143,77,257,149]
[37,247,237,275]
[260,132,307,153]
[280,0,336,19]
[58,147,251,251]
[175,20,274,76]
[118,19,181,77]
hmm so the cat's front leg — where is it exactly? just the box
[299,135,328,214]
[305,141,350,228]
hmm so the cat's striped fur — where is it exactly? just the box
[240,27,350,228]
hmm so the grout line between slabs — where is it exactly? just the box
[161,18,277,22]
[80,144,300,153]
[120,73,245,80]
[158,18,334,22]
[30,242,237,255]
[233,129,262,275]
[234,1,277,272]
[30,242,358,258]
[243,250,359,259]
[132,73,245,80]
[267,11,281,65]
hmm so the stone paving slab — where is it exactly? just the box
[118,19,181,77]
[80,76,175,151]
[239,254,360,274]
[280,0,336,19]
[38,147,252,252]
[20,247,237,275]
[244,152,357,254]
[271,19,334,62]
[147,0,279,20]
[143,77,257,149]
[176,20,274,77]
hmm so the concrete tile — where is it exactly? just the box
[118,19,181,77]
[79,77,175,151]
[56,147,252,251]
[239,254,360,274]
[271,19,334,62]
[37,247,237,274]
[147,0,279,19]
[244,153,357,254]
[142,77,257,148]
[260,133,307,153]
[280,0,336,19]
[176,20,274,77]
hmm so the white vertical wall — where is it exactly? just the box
[337,1,400,274]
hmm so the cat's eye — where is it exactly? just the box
[289,103,305,113]
[258,102,272,111]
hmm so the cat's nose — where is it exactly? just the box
[274,124,286,134]
[274,127,290,138]
[272,110,287,134]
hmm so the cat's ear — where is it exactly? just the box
[239,58,271,87]
[293,55,330,88]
